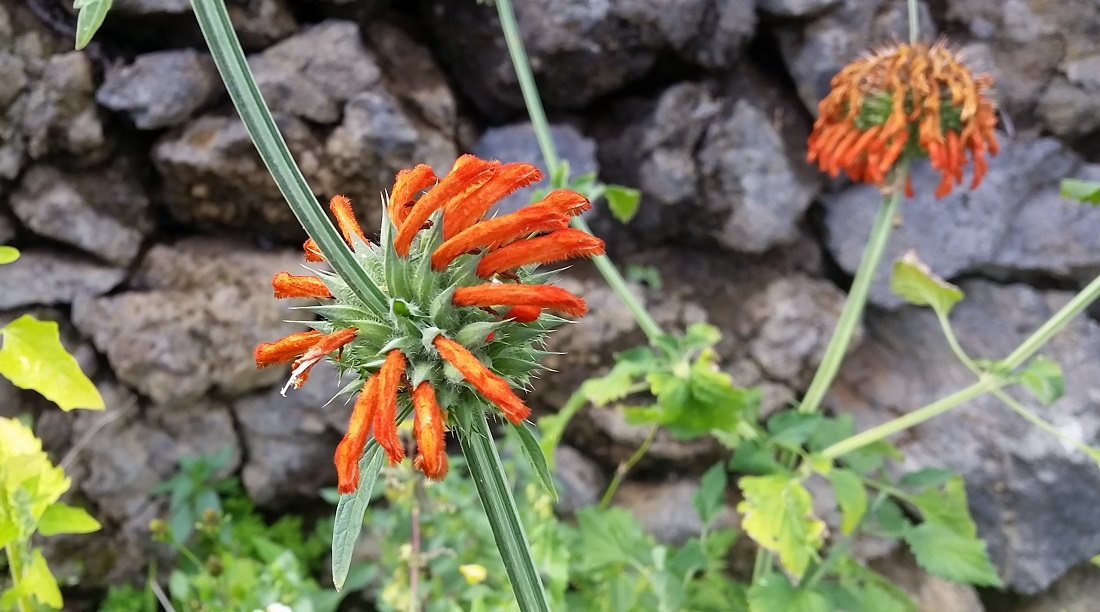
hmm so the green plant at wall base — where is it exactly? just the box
[151,447,240,546]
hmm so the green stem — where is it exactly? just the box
[190,0,389,315]
[820,378,994,460]
[494,0,664,343]
[752,550,773,583]
[935,311,981,376]
[460,411,550,612]
[5,543,32,612]
[991,388,1100,460]
[908,0,920,44]
[1002,273,1100,371]
[599,424,659,509]
[803,493,887,588]
[799,169,907,414]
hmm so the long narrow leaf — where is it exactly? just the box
[189,0,388,315]
[331,444,385,590]
[513,422,558,502]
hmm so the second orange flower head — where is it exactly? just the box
[254,155,603,494]
[807,40,999,198]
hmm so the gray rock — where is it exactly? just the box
[1037,74,1100,139]
[235,360,350,505]
[17,51,109,164]
[1016,562,1100,612]
[696,99,822,253]
[824,136,1094,308]
[829,281,1100,593]
[613,478,737,545]
[111,0,295,50]
[757,0,841,18]
[471,122,597,216]
[773,0,935,113]
[249,20,381,124]
[424,0,754,115]
[365,21,458,135]
[0,1,50,181]
[553,445,607,514]
[11,161,152,265]
[0,214,13,244]
[0,250,125,309]
[96,50,221,130]
[71,239,310,405]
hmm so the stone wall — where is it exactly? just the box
[2,0,1100,605]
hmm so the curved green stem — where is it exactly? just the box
[908,0,920,44]
[460,411,550,612]
[1003,273,1100,371]
[991,389,1100,461]
[799,169,907,414]
[935,311,981,376]
[495,0,664,343]
[599,424,659,509]
[190,0,388,316]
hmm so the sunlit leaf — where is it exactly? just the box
[890,250,963,315]
[0,246,18,265]
[908,475,976,538]
[0,315,104,411]
[737,474,826,576]
[332,444,385,590]
[605,185,641,223]
[828,469,867,535]
[767,412,824,451]
[37,502,101,536]
[1018,355,1064,405]
[74,0,112,50]
[1060,178,1100,204]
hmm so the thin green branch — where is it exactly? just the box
[803,493,888,588]
[599,424,659,509]
[5,542,32,612]
[799,167,907,414]
[935,311,981,376]
[908,0,920,44]
[991,388,1100,460]
[494,0,664,343]
[190,0,388,315]
[1002,273,1100,371]
[460,411,550,612]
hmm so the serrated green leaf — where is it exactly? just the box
[872,498,910,538]
[681,323,722,352]
[747,574,829,612]
[0,246,18,264]
[860,582,912,612]
[807,414,855,453]
[1018,355,1064,405]
[909,475,976,537]
[332,444,385,590]
[737,474,826,576]
[728,440,783,475]
[693,463,727,526]
[605,185,641,223]
[903,523,1002,587]
[828,469,867,535]
[37,502,101,536]
[898,467,957,489]
[9,549,63,608]
[890,251,963,315]
[1060,178,1100,204]
[512,422,557,502]
[573,506,654,571]
[75,0,112,50]
[0,315,103,411]
[767,411,823,451]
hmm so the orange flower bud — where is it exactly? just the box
[441,162,543,240]
[254,330,324,367]
[272,272,333,299]
[394,155,498,257]
[475,229,604,278]
[388,164,439,227]
[453,284,587,317]
[303,238,324,262]
[334,376,379,494]
[411,382,448,480]
[329,195,369,247]
[433,336,530,424]
[431,207,569,271]
[371,350,407,465]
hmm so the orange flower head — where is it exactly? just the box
[254,155,601,493]
[807,40,999,198]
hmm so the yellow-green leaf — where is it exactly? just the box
[1018,355,1064,405]
[0,246,18,265]
[0,315,104,411]
[1061,178,1100,205]
[38,502,101,536]
[74,0,113,50]
[890,251,963,315]
[828,469,867,535]
[737,474,826,577]
[18,549,63,608]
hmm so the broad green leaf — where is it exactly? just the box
[829,469,867,535]
[860,583,912,612]
[332,444,385,590]
[807,414,855,452]
[22,549,63,607]
[37,502,101,535]
[1060,178,1100,204]
[728,440,783,475]
[512,422,558,502]
[1018,355,1064,405]
[0,315,104,411]
[74,0,113,50]
[747,574,828,612]
[693,462,727,526]
[604,185,641,223]
[573,506,654,572]
[767,412,823,451]
[0,519,16,548]
[648,351,758,439]
[903,523,1002,587]
[667,538,708,578]
[843,439,903,476]
[681,323,722,353]
[909,475,976,538]
[737,474,826,576]
[899,467,957,489]
[871,498,910,538]
[0,246,18,264]
[890,251,963,315]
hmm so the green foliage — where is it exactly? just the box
[890,251,963,315]
[532,162,642,224]
[0,247,17,265]
[73,0,112,50]
[331,444,385,590]
[737,474,826,577]
[624,264,663,290]
[151,447,238,545]
[1017,355,1064,405]
[1060,178,1100,204]
[0,315,104,411]
[747,573,828,612]
[828,469,866,535]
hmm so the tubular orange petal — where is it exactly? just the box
[371,350,407,465]
[475,228,604,277]
[334,376,379,494]
[388,164,438,227]
[286,328,359,390]
[411,382,449,480]
[453,284,587,317]
[394,155,498,257]
[506,304,542,323]
[441,162,544,240]
[272,271,333,299]
[528,189,591,217]
[303,238,324,262]
[254,330,324,367]
[330,195,369,247]
[433,336,530,424]
[431,207,570,270]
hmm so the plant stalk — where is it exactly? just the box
[494,0,664,342]
[1002,273,1100,371]
[5,543,32,612]
[799,170,907,414]
[909,0,920,44]
[460,410,550,612]
[599,424,659,509]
